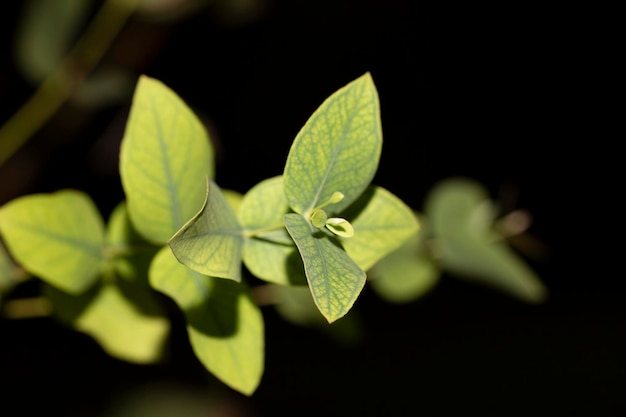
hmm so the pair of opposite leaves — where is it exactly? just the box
[150,72,420,324]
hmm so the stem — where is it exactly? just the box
[0,0,139,166]
[243,222,286,238]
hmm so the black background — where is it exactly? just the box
[0,1,619,416]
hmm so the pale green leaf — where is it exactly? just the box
[284,213,365,323]
[239,176,305,285]
[149,247,264,395]
[284,73,382,216]
[169,180,243,281]
[105,202,159,283]
[425,178,547,302]
[369,229,440,303]
[0,190,104,294]
[46,278,169,364]
[120,75,214,244]
[341,186,420,271]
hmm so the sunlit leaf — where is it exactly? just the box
[239,176,305,285]
[425,177,547,302]
[15,0,92,83]
[46,278,169,364]
[284,73,382,216]
[169,181,243,281]
[0,190,104,294]
[341,186,420,271]
[120,75,214,244]
[284,213,365,323]
[369,228,440,303]
[149,247,264,395]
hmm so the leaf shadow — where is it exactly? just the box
[338,185,376,221]
[185,277,243,338]
[285,249,307,285]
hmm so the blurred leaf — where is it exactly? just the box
[425,177,547,302]
[0,190,104,294]
[46,277,169,364]
[239,176,305,285]
[273,284,323,325]
[273,284,364,345]
[105,202,159,283]
[149,247,264,395]
[15,0,93,83]
[71,67,135,109]
[283,72,382,216]
[0,242,26,305]
[136,0,208,22]
[284,213,365,323]
[222,189,244,213]
[369,227,440,303]
[120,76,214,244]
[342,186,420,271]
[169,181,243,282]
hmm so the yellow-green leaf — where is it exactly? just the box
[149,247,264,395]
[239,176,305,285]
[0,190,104,294]
[120,75,214,244]
[342,186,420,271]
[283,213,365,323]
[46,279,170,364]
[169,180,243,281]
[284,73,382,216]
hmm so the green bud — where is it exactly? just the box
[325,217,354,238]
[310,209,328,228]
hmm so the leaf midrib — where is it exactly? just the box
[7,220,103,258]
[306,86,365,214]
[147,86,183,233]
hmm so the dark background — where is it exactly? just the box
[0,1,618,416]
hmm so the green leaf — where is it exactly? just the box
[45,277,169,364]
[341,186,420,271]
[284,213,365,323]
[369,228,440,303]
[120,75,214,244]
[425,178,547,303]
[284,73,382,216]
[149,247,264,395]
[169,180,243,281]
[239,176,305,285]
[0,190,104,294]
[105,202,159,283]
